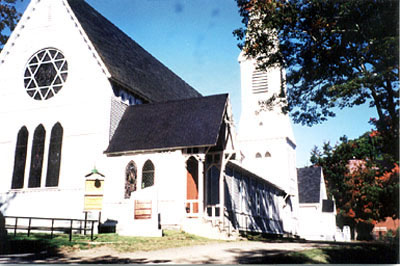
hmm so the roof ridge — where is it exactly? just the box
[127,93,228,109]
[67,0,202,102]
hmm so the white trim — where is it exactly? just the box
[61,0,111,78]
[0,0,38,64]
[0,0,111,79]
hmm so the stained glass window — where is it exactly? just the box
[141,160,154,189]
[24,48,68,100]
[11,127,29,189]
[28,125,46,188]
[45,123,63,187]
[125,161,137,198]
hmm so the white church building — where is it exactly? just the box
[0,0,311,239]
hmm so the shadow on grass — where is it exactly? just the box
[228,243,399,264]
[228,248,321,264]
[0,237,65,263]
[320,243,399,264]
[0,236,173,264]
[243,232,399,264]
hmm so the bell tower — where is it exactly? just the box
[237,51,299,236]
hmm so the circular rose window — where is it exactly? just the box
[24,48,68,100]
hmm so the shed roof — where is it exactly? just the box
[227,161,285,194]
[105,94,228,154]
[297,167,322,204]
[67,0,201,102]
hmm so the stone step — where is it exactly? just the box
[182,218,239,240]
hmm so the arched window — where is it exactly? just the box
[46,122,63,187]
[265,152,271,158]
[255,153,262,158]
[125,161,137,198]
[142,160,154,189]
[28,124,46,188]
[11,127,29,189]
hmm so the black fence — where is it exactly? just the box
[4,216,98,241]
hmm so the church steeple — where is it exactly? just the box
[237,51,295,143]
[237,50,299,236]
[237,51,297,192]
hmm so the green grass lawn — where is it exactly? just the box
[85,230,222,252]
[1,230,221,255]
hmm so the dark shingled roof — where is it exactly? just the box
[297,167,322,204]
[105,94,228,154]
[67,0,201,102]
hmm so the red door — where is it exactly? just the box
[186,157,199,213]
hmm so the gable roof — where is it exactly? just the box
[67,0,201,102]
[105,94,229,154]
[297,167,322,204]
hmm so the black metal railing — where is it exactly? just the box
[4,216,98,241]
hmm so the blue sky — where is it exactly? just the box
[16,0,377,167]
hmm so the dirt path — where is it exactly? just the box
[1,241,330,264]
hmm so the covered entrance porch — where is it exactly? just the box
[182,149,239,240]
[184,150,235,223]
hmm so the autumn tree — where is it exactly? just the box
[0,0,22,51]
[311,132,399,240]
[234,0,399,159]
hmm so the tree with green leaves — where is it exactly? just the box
[234,0,399,159]
[0,0,22,51]
[311,132,399,240]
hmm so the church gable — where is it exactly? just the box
[0,0,120,198]
[0,0,201,107]
[0,0,113,107]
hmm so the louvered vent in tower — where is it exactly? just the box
[252,70,268,94]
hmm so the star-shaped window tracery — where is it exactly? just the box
[24,48,68,100]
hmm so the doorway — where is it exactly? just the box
[186,157,199,214]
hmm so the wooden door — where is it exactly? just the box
[186,157,199,213]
